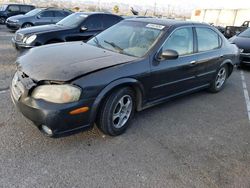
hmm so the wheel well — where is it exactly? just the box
[225,63,234,77]
[97,84,143,115]
[22,22,34,27]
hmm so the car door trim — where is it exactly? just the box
[144,83,210,110]
[152,76,196,89]
[197,70,216,77]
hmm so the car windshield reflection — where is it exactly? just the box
[87,21,164,57]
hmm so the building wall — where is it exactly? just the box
[191,9,250,27]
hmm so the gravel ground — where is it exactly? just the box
[0,25,250,188]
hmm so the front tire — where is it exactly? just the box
[22,23,33,28]
[0,17,6,24]
[96,87,136,136]
[209,65,228,93]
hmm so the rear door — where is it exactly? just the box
[194,27,223,85]
[149,27,200,100]
[20,5,33,14]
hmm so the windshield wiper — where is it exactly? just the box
[104,40,124,53]
[93,36,104,48]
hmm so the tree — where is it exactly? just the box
[113,5,119,14]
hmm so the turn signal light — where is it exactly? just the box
[70,107,89,115]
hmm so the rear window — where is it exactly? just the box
[196,27,221,52]
[54,11,65,17]
[20,6,33,13]
[238,28,250,38]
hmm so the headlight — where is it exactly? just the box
[25,35,37,44]
[23,36,28,43]
[12,20,19,23]
[32,84,81,104]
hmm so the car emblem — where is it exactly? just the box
[240,49,244,53]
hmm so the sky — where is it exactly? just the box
[97,0,250,9]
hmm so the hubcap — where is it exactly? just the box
[215,67,226,89]
[112,95,133,129]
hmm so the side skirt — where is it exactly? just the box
[140,84,210,111]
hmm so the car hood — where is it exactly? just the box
[231,36,250,53]
[17,24,66,35]
[8,14,27,20]
[17,42,138,82]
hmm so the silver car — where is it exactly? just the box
[6,7,72,30]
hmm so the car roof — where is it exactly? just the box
[3,4,34,6]
[75,12,113,15]
[126,18,208,27]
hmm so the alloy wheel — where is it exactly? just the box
[112,95,133,129]
[215,67,227,89]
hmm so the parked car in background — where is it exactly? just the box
[6,7,72,30]
[224,21,250,38]
[229,28,250,66]
[11,18,239,137]
[12,12,123,50]
[0,4,35,24]
[122,15,153,19]
[209,23,225,35]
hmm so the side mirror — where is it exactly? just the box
[80,26,88,31]
[37,15,41,19]
[158,49,179,60]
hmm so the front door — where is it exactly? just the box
[36,11,54,25]
[149,27,200,100]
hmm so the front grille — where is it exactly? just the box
[15,33,24,42]
[7,20,14,23]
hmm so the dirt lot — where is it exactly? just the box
[0,25,250,188]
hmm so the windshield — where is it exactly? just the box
[57,13,88,27]
[239,28,250,38]
[87,21,164,57]
[25,8,42,16]
[0,5,7,11]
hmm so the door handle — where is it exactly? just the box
[189,60,197,66]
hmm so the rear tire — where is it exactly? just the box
[209,65,228,93]
[96,87,136,136]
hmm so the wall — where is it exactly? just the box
[191,9,250,27]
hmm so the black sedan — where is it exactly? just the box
[12,12,123,50]
[11,18,239,137]
[229,28,250,66]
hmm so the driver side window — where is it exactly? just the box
[163,27,194,56]
[84,15,103,31]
